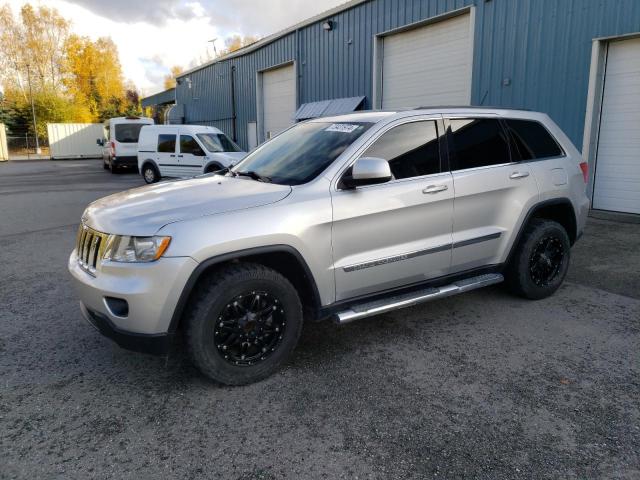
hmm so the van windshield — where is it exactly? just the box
[115,124,146,143]
[197,133,242,153]
[231,121,372,186]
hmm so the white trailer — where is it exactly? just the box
[0,123,7,161]
[47,123,104,160]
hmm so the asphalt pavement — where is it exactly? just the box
[1,160,639,479]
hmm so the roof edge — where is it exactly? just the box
[178,0,370,78]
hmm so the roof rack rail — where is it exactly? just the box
[412,105,532,111]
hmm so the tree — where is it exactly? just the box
[222,35,258,55]
[64,34,131,121]
[163,65,184,90]
[0,4,69,97]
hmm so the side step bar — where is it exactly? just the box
[335,273,504,324]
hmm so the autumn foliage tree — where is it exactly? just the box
[163,65,184,90]
[0,2,141,140]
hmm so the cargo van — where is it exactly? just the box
[98,117,154,173]
[137,125,246,183]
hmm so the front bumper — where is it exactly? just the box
[68,250,198,353]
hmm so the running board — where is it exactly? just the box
[335,273,504,324]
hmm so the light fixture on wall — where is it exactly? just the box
[322,20,334,31]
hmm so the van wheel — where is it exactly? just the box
[506,219,570,300]
[109,159,119,174]
[185,263,303,386]
[142,164,159,184]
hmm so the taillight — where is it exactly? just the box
[579,162,588,183]
[110,141,115,156]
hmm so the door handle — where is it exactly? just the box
[510,171,530,179]
[177,155,184,158]
[422,184,448,194]
[169,154,176,157]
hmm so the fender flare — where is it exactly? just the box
[167,245,322,333]
[504,197,577,266]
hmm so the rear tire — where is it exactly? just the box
[109,159,119,174]
[142,163,160,184]
[184,263,303,386]
[506,219,570,300]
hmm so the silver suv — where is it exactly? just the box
[69,108,590,385]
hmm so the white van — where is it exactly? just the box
[98,117,154,173]
[137,125,246,184]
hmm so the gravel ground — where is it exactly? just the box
[1,160,639,479]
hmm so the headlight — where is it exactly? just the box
[103,235,171,263]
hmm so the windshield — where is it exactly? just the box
[114,123,146,143]
[231,121,372,185]
[197,133,242,153]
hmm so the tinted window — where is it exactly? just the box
[180,135,204,156]
[157,134,176,153]
[449,119,511,170]
[197,133,242,153]
[232,122,372,186]
[363,121,440,179]
[505,119,563,160]
[115,124,145,143]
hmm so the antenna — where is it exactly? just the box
[208,38,218,57]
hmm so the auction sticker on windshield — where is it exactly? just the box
[325,124,361,133]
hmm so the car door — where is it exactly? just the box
[179,134,206,176]
[445,116,540,273]
[331,117,454,301]
[156,131,178,177]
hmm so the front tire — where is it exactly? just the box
[506,219,570,300]
[142,163,160,184]
[185,263,303,385]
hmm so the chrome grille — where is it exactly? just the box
[76,225,109,273]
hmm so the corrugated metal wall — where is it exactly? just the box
[176,0,640,150]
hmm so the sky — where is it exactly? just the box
[5,0,346,96]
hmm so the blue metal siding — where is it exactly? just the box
[176,0,640,150]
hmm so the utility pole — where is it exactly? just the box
[26,64,41,155]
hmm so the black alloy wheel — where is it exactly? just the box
[529,236,565,287]
[214,291,286,366]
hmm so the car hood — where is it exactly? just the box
[83,175,292,236]
[212,151,247,163]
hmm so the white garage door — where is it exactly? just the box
[381,13,472,109]
[593,37,640,215]
[262,64,296,140]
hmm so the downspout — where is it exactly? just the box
[230,65,237,142]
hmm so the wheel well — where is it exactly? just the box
[171,248,321,333]
[142,160,158,172]
[205,162,223,173]
[529,200,577,244]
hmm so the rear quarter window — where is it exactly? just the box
[504,119,564,160]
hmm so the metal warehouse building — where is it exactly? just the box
[148,0,640,215]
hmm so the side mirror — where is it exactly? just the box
[341,157,392,189]
[96,139,104,146]
[194,148,206,157]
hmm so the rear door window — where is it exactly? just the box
[115,124,145,143]
[363,120,441,179]
[157,134,176,153]
[449,118,511,170]
[504,119,563,160]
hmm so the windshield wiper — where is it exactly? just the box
[235,170,272,183]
